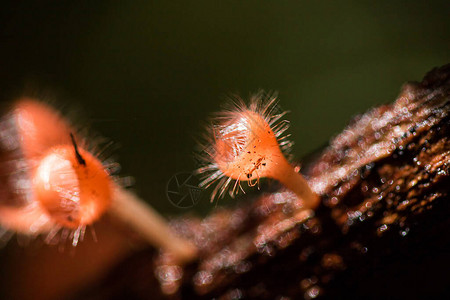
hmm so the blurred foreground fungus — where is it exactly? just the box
[0,99,197,263]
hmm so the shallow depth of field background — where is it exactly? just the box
[0,1,448,215]
[0,1,449,299]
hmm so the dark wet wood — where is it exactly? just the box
[74,64,450,300]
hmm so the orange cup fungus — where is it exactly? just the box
[0,99,112,244]
[197,93,320,210]
[0,99,197,263]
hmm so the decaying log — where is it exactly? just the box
[75,64,450,300]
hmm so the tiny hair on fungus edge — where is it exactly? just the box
[0,99,197,264]
[196,92,320,210]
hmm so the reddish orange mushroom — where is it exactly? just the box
[0,99,196,263]
[197,93,319,209]
[32,144,112,229]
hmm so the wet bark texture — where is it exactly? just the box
[76,64,450,300]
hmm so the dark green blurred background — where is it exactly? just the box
[1,0,449,216]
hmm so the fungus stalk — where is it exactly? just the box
[111,187,198,264]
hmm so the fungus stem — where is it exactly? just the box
[110,186,198,264]
[271,158,320,209]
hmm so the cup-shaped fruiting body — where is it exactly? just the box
[0,99,197,263]
[197,93,320,209]
[32,142,112,229]
[0,99,114,244]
